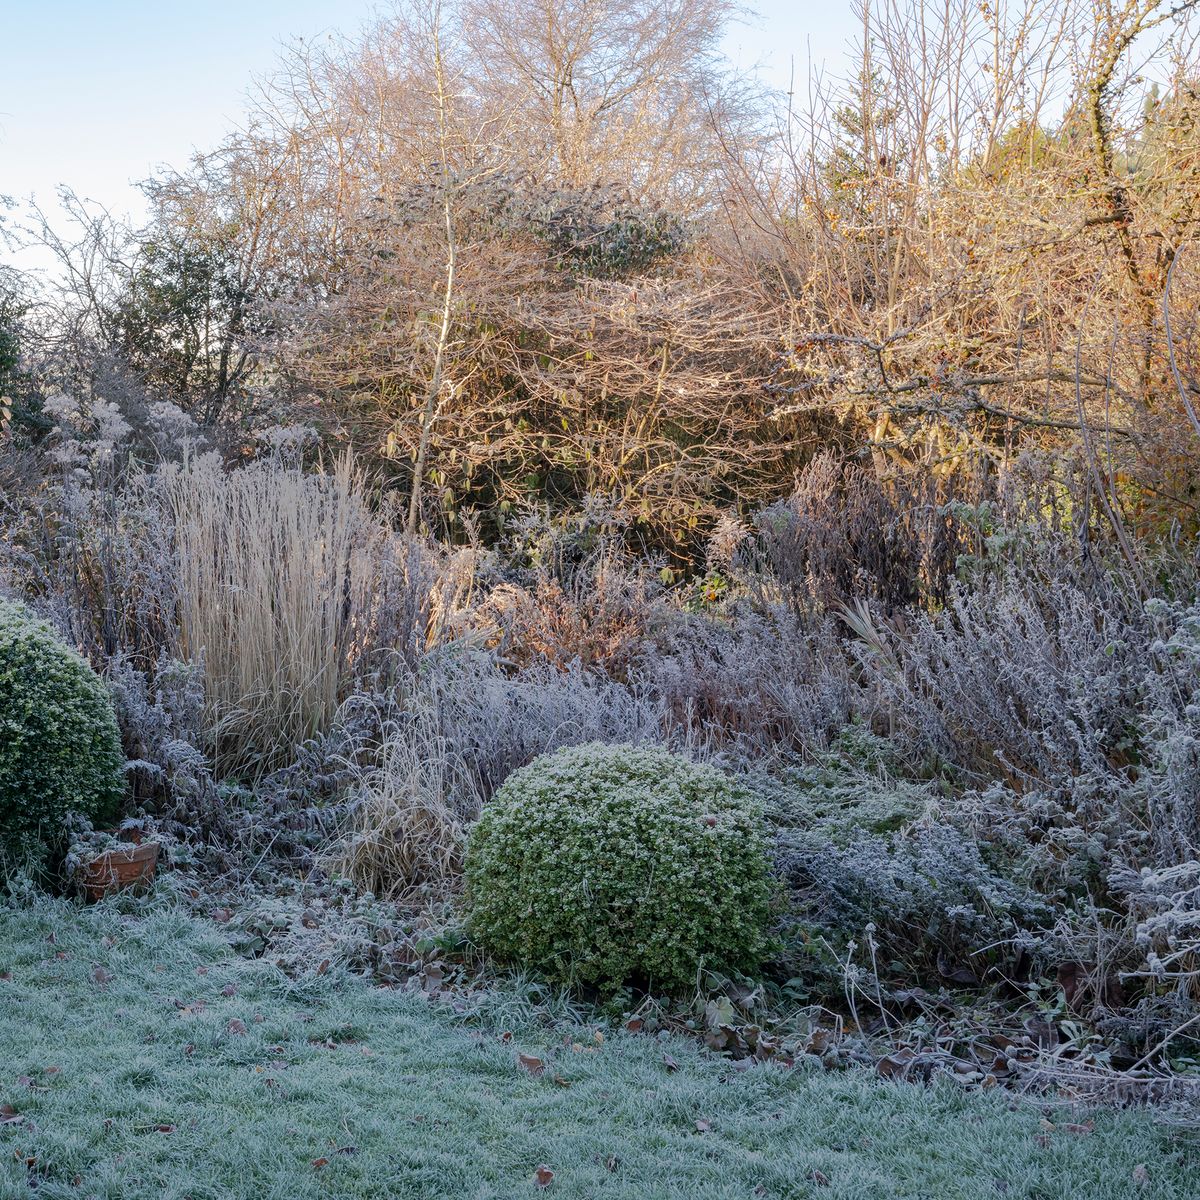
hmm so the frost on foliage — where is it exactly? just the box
[1113,860,1200,987]
[464,741,772,994]
[0,598,125,872]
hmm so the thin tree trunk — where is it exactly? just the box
[407,0,457,536]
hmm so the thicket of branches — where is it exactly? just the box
[5,0,1197,561]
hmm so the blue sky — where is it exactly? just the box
[1,2,860,263]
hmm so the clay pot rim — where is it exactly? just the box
[84,840,160,864]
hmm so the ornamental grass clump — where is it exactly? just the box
[464,742,771,993]
[0,599,125,872]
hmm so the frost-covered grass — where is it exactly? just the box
[0,900,1194,1199]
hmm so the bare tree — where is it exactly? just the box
[716,0,1200,535]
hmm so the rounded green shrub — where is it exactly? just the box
[464,742,771,993]
[0,599,125,871]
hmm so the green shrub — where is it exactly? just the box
[464,742,771,993]
[0,599,125,871]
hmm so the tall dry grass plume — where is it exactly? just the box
[166,453,383,778]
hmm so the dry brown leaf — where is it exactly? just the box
[534,1164,554,1188]
[518,1053,544,1077]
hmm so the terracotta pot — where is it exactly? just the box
[79,841,159,903]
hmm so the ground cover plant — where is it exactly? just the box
[3,0,1200,1194]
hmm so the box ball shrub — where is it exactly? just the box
[464,742,771,993]
[0,599,125,871]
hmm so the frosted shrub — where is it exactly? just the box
[852,571,1148,801]
[421,654,667,799]
[776,819,1053,989]
[464,742,771,993]
[647,606,860,761]
[0,599,125,871]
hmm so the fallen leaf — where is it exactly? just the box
[808,1169,830,1187]
[0,1104,19,1125]
[662,1054,680,1072]
[1132,1164,1150,1188]
[518,1053,544,1077]
[312,1157,329,1170]
[534,1164,554,1188]
[695,1119,712,1133]
[90,965,114,988]
[154,1124,176,1134]
[227,1019,247,1036]
[624,1018,643,1033]
[222,984,238,997]
[876,1049,916,1079]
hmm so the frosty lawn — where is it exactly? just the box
[0,901,1192,1200]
